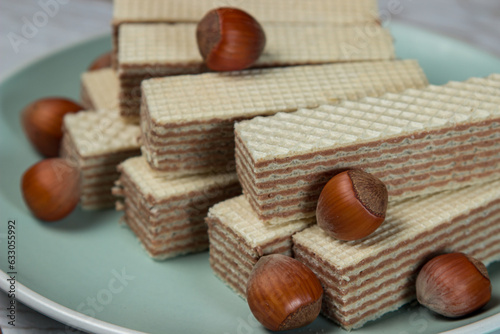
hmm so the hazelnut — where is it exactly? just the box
[21,97,83,157]
[88,51,112,71]
[246,254,323,331]
[316,169,388,241]
[196,7,266,71]
[21,158,81,222]
[416,253,491,318]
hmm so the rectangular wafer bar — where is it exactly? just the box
[235,76,500,224]
[81,68,119,111]
[141,60,428,175]
[61,110,141,209]
[114,157,241,260]
[293,179,500,330]
[118,22,395,117]
[206,195,313,297]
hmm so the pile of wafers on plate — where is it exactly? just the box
[19,0,500,331]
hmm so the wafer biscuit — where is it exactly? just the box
[115,157,241,260]
[293,179,500,329]
[235,76,500,224]
[206,196,313,297]
[61,110,141,209]
[81,68,119,111]
[118,22,395,117]
[141,60,428,174]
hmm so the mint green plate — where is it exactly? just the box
[1,23,500,334]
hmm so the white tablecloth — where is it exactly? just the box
[1,0,499,332]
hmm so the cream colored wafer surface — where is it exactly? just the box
[119,24,200,66]
[119,23,394,66]
[81,69,119,110]
[208,196,313,249]
[120,157,238,201]
[236,77,499,163]
[63,110,140,157]
[142,60,427,125]
[488,73,500,81]
[293,179,500,275]
[113,0,378,24]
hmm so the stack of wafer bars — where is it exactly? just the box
[208,74,500,328]
[120,59,427,259]
[206,196,314,297]
[113,157,241,259]
[118,23,395,118]
[112,0,395,119]
[140,60,428,175]
[61,68,141,209]
[207,180,500,329]
[293,179,500,329]
[112,0,435,261]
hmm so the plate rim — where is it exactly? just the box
[1,21,499,334]
[0,271,144,334]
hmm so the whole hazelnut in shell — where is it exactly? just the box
[416,253,491,318]
[21,97,83,157]
[196,7,266,71]
[246,254,323,331]
[316,169,388,241]
[21,158,81,222]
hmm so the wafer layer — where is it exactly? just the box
[235,76,500,224]
[121,23,393,67]
[118,22,395,117]
[61,110,141,209]
[81,69,119,111]
[141,60,428,174]
[206,196,313,296]
[115,157,241,260]
[113,0,378,25]
[293,179,500,329]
